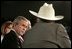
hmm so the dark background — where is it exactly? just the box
[1,1,71,39]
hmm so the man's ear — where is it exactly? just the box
[13,23,16,28]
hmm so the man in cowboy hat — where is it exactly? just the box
[23,3,71,48]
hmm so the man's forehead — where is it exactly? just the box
[19,20,28,24]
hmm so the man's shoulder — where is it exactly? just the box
[4,30,17,39]
[7,30,15,35]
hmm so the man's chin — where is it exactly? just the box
[20,33,24,36]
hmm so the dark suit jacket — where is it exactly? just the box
[23,22,71,48]
[1,30,22,48]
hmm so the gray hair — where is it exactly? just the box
[27,20,31,30]
[13,16,28,24]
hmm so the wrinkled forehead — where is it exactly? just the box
[18,19,29,25]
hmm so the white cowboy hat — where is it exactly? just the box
[29,3,64,20]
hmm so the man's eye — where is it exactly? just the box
[22,24,25,26]
[8,27,11,29]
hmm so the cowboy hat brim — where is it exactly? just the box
[29,10,64,20]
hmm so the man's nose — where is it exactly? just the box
[23,28,26,31]
[23,28,25,30]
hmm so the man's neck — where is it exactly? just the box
[12,29,24,41]
[12,29,19,37]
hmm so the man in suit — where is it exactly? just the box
[23,3,71,48]
[1,16,31,48]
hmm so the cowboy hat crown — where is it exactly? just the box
[29,2,64,20]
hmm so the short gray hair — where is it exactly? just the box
[13,16,28,24]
